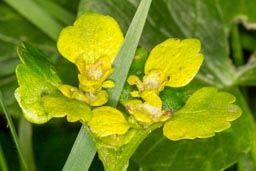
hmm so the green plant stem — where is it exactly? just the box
[35,0,75,25]
[0,144,9,171]
[62,126,96,171]
[18,117,36,171]
[4,0,62,40]
[230,24,249,99]
[98,123,162,171]
[231,24,243,66]
[0,91,29,171]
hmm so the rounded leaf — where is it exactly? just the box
[57,12,124,65]
[88,106,130,137]
[43,95,92,122]
[163,87,242,140]
[145,38,204,87]
[15,44,62,124]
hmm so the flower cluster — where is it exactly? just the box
[57,12,130,139]
[56,12,203,143]
[126,38,203,126]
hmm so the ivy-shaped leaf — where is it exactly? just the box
[163,87,242,140]
[15,43,62,124]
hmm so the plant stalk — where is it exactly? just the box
[98,123,162,171]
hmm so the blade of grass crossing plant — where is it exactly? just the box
[4,0,62,40]
[107,0,152,106]
[62,126,96,171]
[63,1,152,170]
[0,144,9,171]
[0,91,29,171]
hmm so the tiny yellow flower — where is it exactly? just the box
[58,84,108,106]
[125,99,171,124]
[77,56,114,93]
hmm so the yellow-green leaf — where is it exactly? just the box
[144,38,204,87]
[163,87,242,140]
[88,106,130,137]
[15,43,62,124]
[57,12,124,65]
[43,95,92,122]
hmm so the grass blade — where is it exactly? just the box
[0,144,9,171]
[62,126,96,171]
[0,91,29,171]
[4,0,62,40]
[107,0,152,107]
[63,0,152,170]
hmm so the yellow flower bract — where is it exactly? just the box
[145,38,204,87]
[57,12,124,64]
[88,106,130,137]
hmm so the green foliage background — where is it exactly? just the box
[1,0,256,171]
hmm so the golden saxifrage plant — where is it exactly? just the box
[15,12,242,171]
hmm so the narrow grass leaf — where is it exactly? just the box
[62,126,96,171]
[0,91,29,171]
[107,0,152,107]
[63,0,152,170]
[4,0,62,40]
